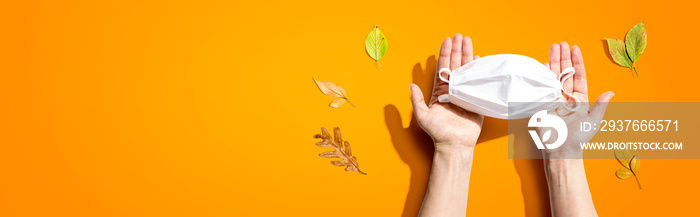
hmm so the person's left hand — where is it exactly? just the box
[410,34,483,149]
[541,42,615,158]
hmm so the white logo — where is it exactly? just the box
[528,110,567,150]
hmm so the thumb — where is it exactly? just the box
[590,91,615,121]
[410,84,429,121]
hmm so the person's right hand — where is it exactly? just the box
[410,34,483,149]
[541,42,615,158]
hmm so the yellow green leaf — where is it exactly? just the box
[616,168,634,179]
[365,25,387,68]
[606,38,632,68]
[625,23,647,63]
[614,147,632,169]
[630,155,641,174]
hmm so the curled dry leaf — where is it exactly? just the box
[313,127,366,175]
[312,78,355,108]
[614,147,642,189]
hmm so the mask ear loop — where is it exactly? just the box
[559,67,580,111]
[437,68,451,103]
[438,68,451,83]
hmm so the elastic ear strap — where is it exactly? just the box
[559,67,580,111]
[438,68,451,83]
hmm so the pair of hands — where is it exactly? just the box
[410,34,614,153]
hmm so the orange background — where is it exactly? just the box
[1,0,698,216]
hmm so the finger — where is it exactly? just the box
[410,84,429,121]
[436,37,452,85]
[462,36,474,64]
[571,45,588,97]
[549,43,561,76]
[590,91,615,121]
[433,37,451,90]
[560,42,573,94]
[430,38,452,105]
[450,34,463,70]
[544,62,550,68]
[474,55,480,60]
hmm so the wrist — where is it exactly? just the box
[435,140,476,149]
[543,159,585,181]
[542,149,583,159]
[434,144,475,162]
[544,158,584,170]
[431,144,475,180]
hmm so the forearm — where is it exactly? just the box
[418,144,474,217]
[544,158,597,217]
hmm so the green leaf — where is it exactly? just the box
[365,25,387,68]
[606,38,632,68]
[625,23,647,63]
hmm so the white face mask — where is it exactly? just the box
[437,54,580,119]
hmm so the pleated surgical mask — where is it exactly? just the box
[437,54,580,119]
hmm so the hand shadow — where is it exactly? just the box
[383,56,436,217]
[385,56,531,216]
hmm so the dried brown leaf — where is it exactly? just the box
[334,126,343,145]
[344,141,352,157]
[313,127,366,175]
[315,141,332,147]
[313,77,356,108]
[331,160,348,166]
[319,151,341,158]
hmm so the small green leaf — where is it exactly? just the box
[625,23,647,63]
[606,38,632,68]
[365,25,387,68]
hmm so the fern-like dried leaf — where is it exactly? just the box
[344,141,352,157]
[319,151,340,158]
[313,127,366,175]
